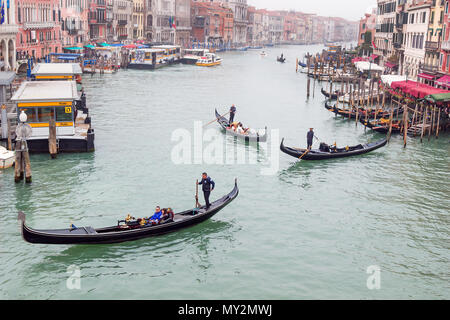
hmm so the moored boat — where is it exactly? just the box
[0,146,15,169]
[18,180,239,245]
[280,138,387,161]
[181,49,210,65]
[215,109,267,142]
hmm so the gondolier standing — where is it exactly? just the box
[229,104,236,125]
[198,172,215,209]
[307,128,315,150]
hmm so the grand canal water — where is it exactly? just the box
[1,45,449,299]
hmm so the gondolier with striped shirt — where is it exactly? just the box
[198,173,215,209]
[229,104,236,125]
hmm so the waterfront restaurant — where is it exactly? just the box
[11,81,94,153]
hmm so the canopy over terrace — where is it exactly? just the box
[391,80,448,99]
[32,63,82,77]
[355,61,384,73]
[435,75,450,88]
[381,75,407,86]
[424,92,450,104]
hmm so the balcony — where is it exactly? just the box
[23,21,55,30]
[118,20,128,26]
[442,40,450,51]
[425,41,440,51]
[421,64,439,73]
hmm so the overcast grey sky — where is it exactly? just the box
[247,0,377,21]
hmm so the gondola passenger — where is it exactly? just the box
[149,206,163,225]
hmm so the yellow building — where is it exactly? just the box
[423,1,445,76]
[133,0,145,39]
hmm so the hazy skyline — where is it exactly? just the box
[247,0,377,21]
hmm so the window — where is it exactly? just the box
[56,107,73,122]
[37,107,55,122]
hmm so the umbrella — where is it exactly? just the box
[123,44,137,49]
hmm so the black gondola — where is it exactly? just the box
[280,138,387,161]
[324,101,402,120]
[321,88,341,99]
[277,57,286,63]
[360,118,403,134]
[18,180,239,245]
[298,61,307,68]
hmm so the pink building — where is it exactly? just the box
[60,0,90,48]
[440,1,450,74]
[15,0,62,60]
[88,0,108,41]
[358,10,376,47]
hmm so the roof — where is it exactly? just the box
[11,81,79,102]
[355,61,384,72]
[391,81,448,99]
[381,75,407,86]
[0,72,15,86]
[32,63,82,76]
[153,45,181,49]
[136,48,166,53]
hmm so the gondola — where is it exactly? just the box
[280,138,387,161]
[321,88,341,99]
[277,57,286,63]
[215,109,267,142]
[298,61,307,68]
[324,101,402,120]
[18,180,239,245]
[360,118,403,134]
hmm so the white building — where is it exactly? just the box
[374,0,396,66]
[0,0,19,71]
[403,0,431,77]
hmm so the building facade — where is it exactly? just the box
[375,0,396,66]
[403,0,431,78]
[0,0,19,70]
[61,0,89,48]
[15,0,62,60]
[112,0,132,42]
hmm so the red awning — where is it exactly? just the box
[391,80,448,99]
[417,73,435,80]
[123,44,137,49]
[436,75,450,87]
[369,54,379,60]
[384,62,397,69]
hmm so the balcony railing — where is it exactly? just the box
[23,21,55,30]
[118,20,128,25]
[442,40,450,51]
[425,41,440,51]
[421,64,439,73]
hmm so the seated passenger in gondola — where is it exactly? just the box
[228,121,240,131]
[148,206,163,225]
[160,208,174,223]
[319,143,330,152]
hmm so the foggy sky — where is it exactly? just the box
[247,0,377,21]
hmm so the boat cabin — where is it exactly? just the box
[11,81,79,138]
[129,48,166,69]
[49,53,83,64]
[181,49,210,64]
[153,45,181,63]
[31,63,82,83]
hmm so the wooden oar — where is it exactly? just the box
[203,111,230,128]
[195,179,200,208]
[298,149,310,160]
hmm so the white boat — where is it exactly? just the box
[0,146,15,169]
[196,53,222,67]
[181,49,210,65]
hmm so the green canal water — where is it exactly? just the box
[1,45,449,299]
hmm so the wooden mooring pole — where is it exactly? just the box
[14,139,32,183]
[49,118,57,158]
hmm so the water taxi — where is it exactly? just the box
[128,48,167,70]
[11,81,94,153]
[196,53,222,67]
[181,49,210,65]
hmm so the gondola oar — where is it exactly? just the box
[298,149,310,160]
[195,179,200,208]
[204,110,230,128]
